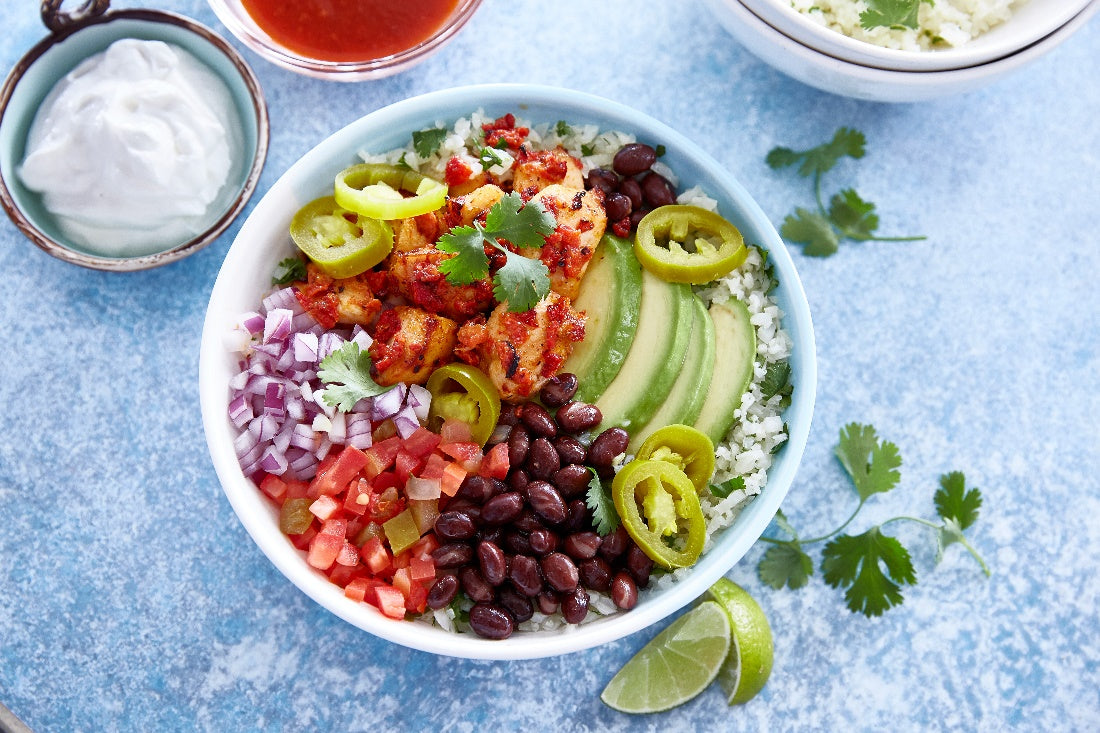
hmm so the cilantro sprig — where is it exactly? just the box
[758,423,990,617]
[272,257,307,285]
[411,127,447,158]
[767,128,925,257]
[317,342,394,411]
[436,192,554,312]
[585,469,620,536]
[860,0,932,30]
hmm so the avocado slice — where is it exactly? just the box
[628,294,716,452]
[693,298,756,445]
[563,235,643,404]
[594,268,694,432]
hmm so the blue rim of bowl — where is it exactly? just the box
[200,83,816,659]
[0,7,270,271]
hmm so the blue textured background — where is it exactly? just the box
[1,1,1098,731]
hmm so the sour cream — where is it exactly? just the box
[19,39,240,257]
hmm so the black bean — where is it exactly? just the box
[561,587,590,624]
[587,427,629,472]
[605,192,632,222]
[459,567,495,603]
[432,543,473,569]
[556,401,602,433]
[480,492,524,525]
[625,545,654,588]
[619,178,643,209]
[563,531,601,561]
[510,554,543,596]
[613,143,658,177]
[504,531,533,555]
[526,480,567,525]
[528,527,559,555]
[456,474,497,504]
[541,552,580,593]
[579,557,613,592]
[551,464,592,498]
[477,540,507,586]
[497,404,520,426]
[508,468,530,493]
[641,171,677,208]
[564,499,591,533]
[426,574,459,610]
[469,602,514,639]
[536,590,560,615]
[498,586,534,623]
[630,206,651,230]
[526,437,561,481]
[598,525,630,562]
[520,403,557,438]
[478,526,504,545]
[508,425,530,467]
[539,373,578,408]
[513,509,544,534]
[434,510,477,541]
[586,168,619,195]
[611,571,639,610]
[552,436,587,466]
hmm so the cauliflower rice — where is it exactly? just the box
[361,112,793,632]
[789,0,1026,51]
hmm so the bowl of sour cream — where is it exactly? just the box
[0,0,269,270]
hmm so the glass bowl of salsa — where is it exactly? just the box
[206,0,484,81]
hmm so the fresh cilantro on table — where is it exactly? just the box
[271,257,307,285]
[586,469,620,536]
[436,192,554,312]
[412,127,447,158]
[860,0,929,30]
[317,342,394,411]
[757,423,990,617]
[767,128,925,257]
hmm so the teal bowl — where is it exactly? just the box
[200,84,817,659]
[0,1,269,271]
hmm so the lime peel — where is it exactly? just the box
[706,578,774,705]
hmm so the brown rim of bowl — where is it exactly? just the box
[207,0,483,79]
[0,7,270,272]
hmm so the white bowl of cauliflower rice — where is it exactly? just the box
[739,0,1091,71]
[707,0,1099,101]
[199,84,815,659]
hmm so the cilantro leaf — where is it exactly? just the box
[485,193,556,249]
[759,543,814,590]
[822,527,916,617]
[760,361,792,401]
[436,225,490,285]
[555,120,572,137]
[710,475,746,499]
[772,508,800,540]
[835,423,902,502]
[411,127,447,158]
[494,249,550,313]
[828,188,879,240]
[767,127,865,178]
[586,470,620,536]
[781,208,839,257]
[272,257,307,285]
[933,471,982,530]
[860,0,923,30]
[317,342,394,412]
[479,146,504,169]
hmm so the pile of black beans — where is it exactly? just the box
[426,373,655,640]
[587,142,678,237]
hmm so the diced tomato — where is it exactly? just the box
[343,478,371,516]
[319,517,347,538]
[310,446,369,496]
[375,585,407,619]
[405,580,428,613]
[440,461,467,497]
[370,470,402,492]
[394,449,423,483]
[307,531,343,570]
[478,441,510,479]
[392,566,413,598]
[259,474,288,502]
[335,540,360,567]
[403,427,442,458]
[409,555,435,583]
[363,485,405,523]
[345,577,385,604]
[328,563,361,587]
[309,494,341,521]
[360,536,393,574]
[291,525,317,550]
[362,436,403,479]
[408,533,440,560]
[285,479,311,499]
[439,418,473,445]
[439,441,482,473]
[420,452,448,480]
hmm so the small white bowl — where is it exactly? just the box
[740,0,1091,71]
[199,84,817,660]
[705,0,1100,102]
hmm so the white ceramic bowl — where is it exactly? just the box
[705,0,1100,102]
[740,0,1091,71]
[199,84,817,659]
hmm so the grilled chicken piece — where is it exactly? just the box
[393,211,447,253]
[368,306,458,386]
[293,262,381,329]
[456,184,505,226]
[523,184,607,301]
[454,291,585,402]
[387,247,495,321]
[511,146,585,198]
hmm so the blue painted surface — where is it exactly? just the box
[1,1,1098,731]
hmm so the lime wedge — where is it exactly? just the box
[706,578,774,705]
[600,601,731,714]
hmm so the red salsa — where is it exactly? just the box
[241,0,461,62]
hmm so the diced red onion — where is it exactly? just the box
[290,423,317,451]
[328,412,347,443]
[240,311,265,334]
[408,384,431,422]
[262,287,300,314]
[293,332,319,363]
[228,394,253,428]
[393,407,420,439]
[264,308,294,344]
[318,332,345,360]
[258,446,288,475]
[370,384,406,420]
